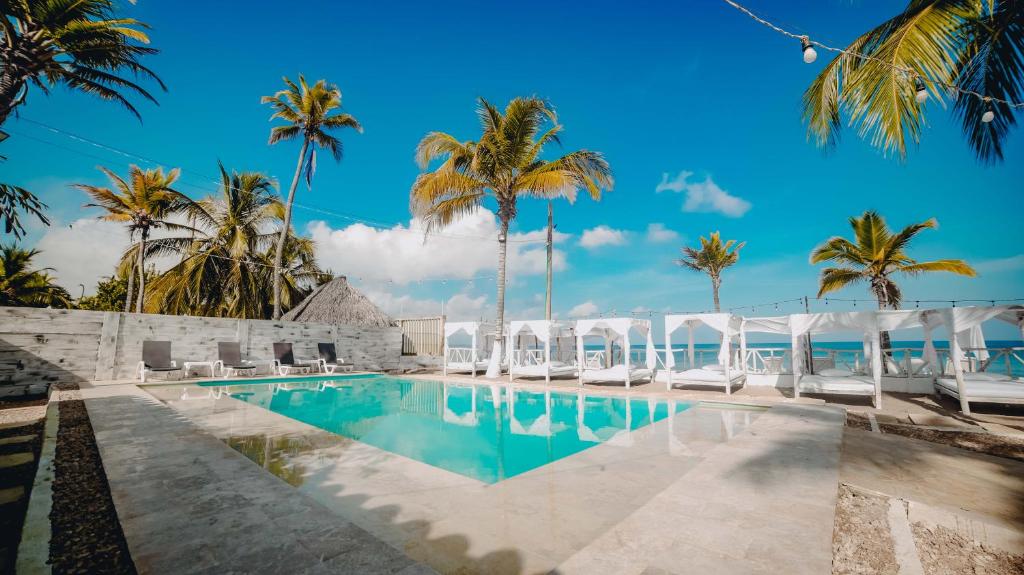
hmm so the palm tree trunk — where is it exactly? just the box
[875,292,893,371]
[711,275,721,313]
[123,248,136,314]
[273,138,309,320]
[486,214,511,378]
[0,62,29,128]
[135,229,148,313]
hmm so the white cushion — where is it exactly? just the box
[964,372,1008,381]
[819,368,853,377]
[701,364,726,373]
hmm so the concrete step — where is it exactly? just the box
[0,435,35,446]
[0,485,25,505]
[0,452,34,469]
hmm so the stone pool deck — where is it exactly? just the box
[80,377,848,574]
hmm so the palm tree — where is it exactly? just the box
[0,244,70,307]
[802,0,1022,163]
[676,232,745,313]
[411,97,613,373]
[810,211,976,310]
[146,165,328,318]
[0,0,164,127]
[261,75,361,319]
[76,165,195,313]
[1,182,48,239]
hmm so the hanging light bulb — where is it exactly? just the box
[981,97,995,123]
[800,37,817,64]
[914,76,928,104]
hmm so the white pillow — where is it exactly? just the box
[819,368,853,377]
[701,364,726,372]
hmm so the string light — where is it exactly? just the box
[800,36,817,64]
[914,76,928,104]
[981,97,995,123]
[721,0,1024,115]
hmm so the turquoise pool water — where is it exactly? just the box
[203,375,692,483]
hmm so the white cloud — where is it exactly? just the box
[361,289,490,321]
[973,254,1024,274]
[568,300,599,318]
[656,171,751,218]
[309,208,568,284]
[579,225,627,249]
[645,223,679,243]
[33,218,128,294]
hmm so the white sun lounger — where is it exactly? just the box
[580,365,653,386]
[658,366,746,393]
[935,373,1024,405]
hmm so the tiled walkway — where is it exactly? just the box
[84,379,846,574]
[82,385,434,574]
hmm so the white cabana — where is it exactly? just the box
[789,311,885,408]
[659,313,745,394]
[575,318,657,388]
[443,321,491,377]
[507,320,578,383]
[921,305,1024,414]
[740,315,792,374]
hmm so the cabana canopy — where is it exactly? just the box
[507,320,576,382]
[575,318,657,370]
[664,313,742,370]
[443,321,492,376]
[920,305,1024,414]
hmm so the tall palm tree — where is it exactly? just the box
[411,97,613,374]
[802,0,1022,163]
[0,244,70,307]
[676,232,745,313]
[810,211,976,310]
[146,165,327,318]
[76,165,194,313]
[261,75,361,319]
[0,0,164,127]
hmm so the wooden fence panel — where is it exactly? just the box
[397,317,444,356]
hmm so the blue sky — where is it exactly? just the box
[4,0,1022,338]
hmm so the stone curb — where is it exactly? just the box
[15,388,60,575]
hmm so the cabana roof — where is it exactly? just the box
[281,276,396,328]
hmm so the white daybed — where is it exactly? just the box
[575,318,657,388]
[935,372,1024,405]
[922,305,1024,413]
[659,313,746,394]
[507,320,577,383]
[443,321,491,377]
[790,309,925,409]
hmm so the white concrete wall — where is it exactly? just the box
[0,306,402,384]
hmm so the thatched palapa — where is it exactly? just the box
[282,276,395,328]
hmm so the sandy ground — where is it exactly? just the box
[832,485,898,575]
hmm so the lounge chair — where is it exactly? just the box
[317,343,354,374]
[137,341,183,382]
[215,342,258,379]
[273,342,314,376]
[935,372,1024,406]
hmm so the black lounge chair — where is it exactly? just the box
[273,343,313,376]
[317,343,355,374]
[137,341,183,382]
[216,342,258,378]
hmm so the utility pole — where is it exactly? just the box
[545,201,553,321]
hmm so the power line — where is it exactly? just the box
[720,0,1024,109]
[14,117,546,244]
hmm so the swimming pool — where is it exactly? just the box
[201,375,693,483]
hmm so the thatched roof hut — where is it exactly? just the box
[282,276,395,328]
